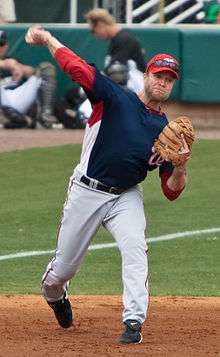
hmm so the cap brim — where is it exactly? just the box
[150,66,179,80]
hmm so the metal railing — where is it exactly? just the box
[125,0,204,24]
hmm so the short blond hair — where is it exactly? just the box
[84,8,115,26]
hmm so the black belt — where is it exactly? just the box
[80,175,124,195]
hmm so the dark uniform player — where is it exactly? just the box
[25,25,191,345]
[85,8,146,72]
[106,27,146,72]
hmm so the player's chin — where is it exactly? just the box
[153,89,168,100]
[154,92,169,102]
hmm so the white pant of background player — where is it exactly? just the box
[42,168,149,324]
[0,75,41,113]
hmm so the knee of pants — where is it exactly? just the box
[120,238,148,262]
[119,232,147,251]
[43,260,79,284]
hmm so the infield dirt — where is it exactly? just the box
[0,295,219,357]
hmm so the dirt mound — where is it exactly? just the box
[0,129,84,152]
[0,295,219,357]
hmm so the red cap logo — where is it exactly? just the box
[146,53,179,80]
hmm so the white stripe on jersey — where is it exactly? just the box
[76,120,101,174]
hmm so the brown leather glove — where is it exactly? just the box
[153,116,195,166]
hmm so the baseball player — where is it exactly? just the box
[0,30,56,128]
[25,25,191,344]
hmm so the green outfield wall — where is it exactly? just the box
[1,25,220,103]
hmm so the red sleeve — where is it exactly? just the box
[160,171,185,201]
[54,47,95,90]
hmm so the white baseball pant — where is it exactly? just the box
[0,75,42,113]
[42,171,149,324]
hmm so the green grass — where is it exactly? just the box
[0,140,219,296]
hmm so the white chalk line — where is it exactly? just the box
[0,227,219,262]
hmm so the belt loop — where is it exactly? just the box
[88,179,93,189]
[93,179,98,190]
[89,179,97,189]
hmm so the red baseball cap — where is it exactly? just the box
[146,53,179,80]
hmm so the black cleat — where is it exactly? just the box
[119,319,143,344]
[47,292,73,328]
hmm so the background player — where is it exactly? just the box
[0,30,57,128]
[25,25,191,344]
[85,8,146,72]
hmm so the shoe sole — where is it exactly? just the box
[137,333,143,344]
[119,333,143,344]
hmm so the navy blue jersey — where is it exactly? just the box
[83,70,173,189]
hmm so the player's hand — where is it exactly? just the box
[11,63,24,81]
[11,62,25,81]
[25,25,52,46]
[2,59,24,81]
